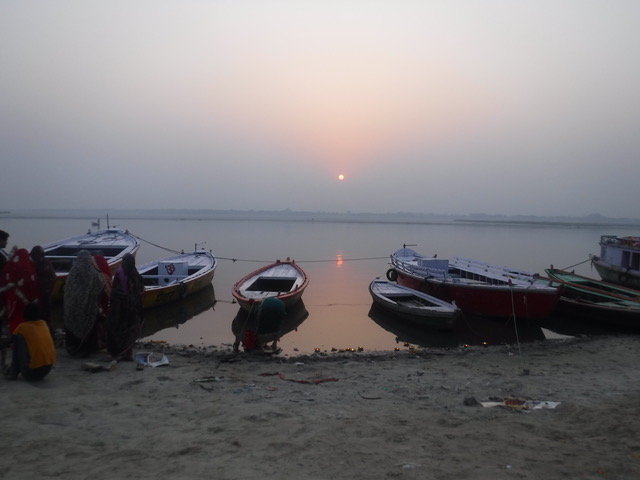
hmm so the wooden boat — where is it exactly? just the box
[590,235,640,290]
[231,258,309,311]
[368,279,460,330]
[43,228,141,301]
[545,268,640,328]
[388,247,562,319]
[139,250,217,308]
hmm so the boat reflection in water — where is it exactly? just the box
[368,304,546,349]
[141,284,217,338]
[231,299,309,346]
[537,311,640,337]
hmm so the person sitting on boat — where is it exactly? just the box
[5,302,56,381]
[63,250,108,357]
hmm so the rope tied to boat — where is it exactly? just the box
[561,258,592,271]
[508,279,528,375]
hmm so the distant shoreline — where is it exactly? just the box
[2,208,640,228]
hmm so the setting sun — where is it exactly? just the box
[338,174,345,181]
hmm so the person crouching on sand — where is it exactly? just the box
[5,302,56,381]
[233,297,286,353]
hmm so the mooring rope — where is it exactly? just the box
[192,254,388,264]
[560,257,592,271]
[132,232,388,265]
[131,234,182,255]
[509,283,527,374]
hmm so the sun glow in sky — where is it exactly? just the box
[1,1,640,217]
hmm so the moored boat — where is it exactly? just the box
[43,228,141,301]
[590,235,640,290]
[139,250,217,308]
[545,268,640,328]
[232,258,309,311]
[368,279,461,330]
[388,247,561,319]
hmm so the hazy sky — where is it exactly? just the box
[1,1,639,217]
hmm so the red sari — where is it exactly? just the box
[93,254,113,317]
[0,248,39,334]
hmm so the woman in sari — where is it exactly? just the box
[92,253,113,319]
[29,246,57,331]
[0,248,39,334]
[107,254,144,361]
[63,250,107,357]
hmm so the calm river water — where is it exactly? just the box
[3,213,639,355]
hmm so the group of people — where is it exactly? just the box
[1,228,145,383]
[1,229,56,381]
[63,250,144,362]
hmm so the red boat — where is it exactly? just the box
[232,258,309,312]
[388,248,562,319]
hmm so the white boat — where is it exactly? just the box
[139,250,217,308]
[43,228,140,301]
[368,279,461,330]
[590,235,640,290]
[232,258,309,311]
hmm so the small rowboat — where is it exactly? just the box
[139,250,217,308]
[368,279,461,330]
[232,258,309,311]
[43,228,141,301]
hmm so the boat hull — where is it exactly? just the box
[556,297,640,328]
[394,270,559,318]
[140,251,217,309]
[591,235,640,289]
[389,248,561,319]
[43,229,141,301]
[232,259,309,311]
[591,259,640,290]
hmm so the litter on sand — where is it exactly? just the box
[480,397,561,410]
[135,352,170,368]
[81,361,117,373]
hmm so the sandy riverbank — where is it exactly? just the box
[2,334,639,479]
